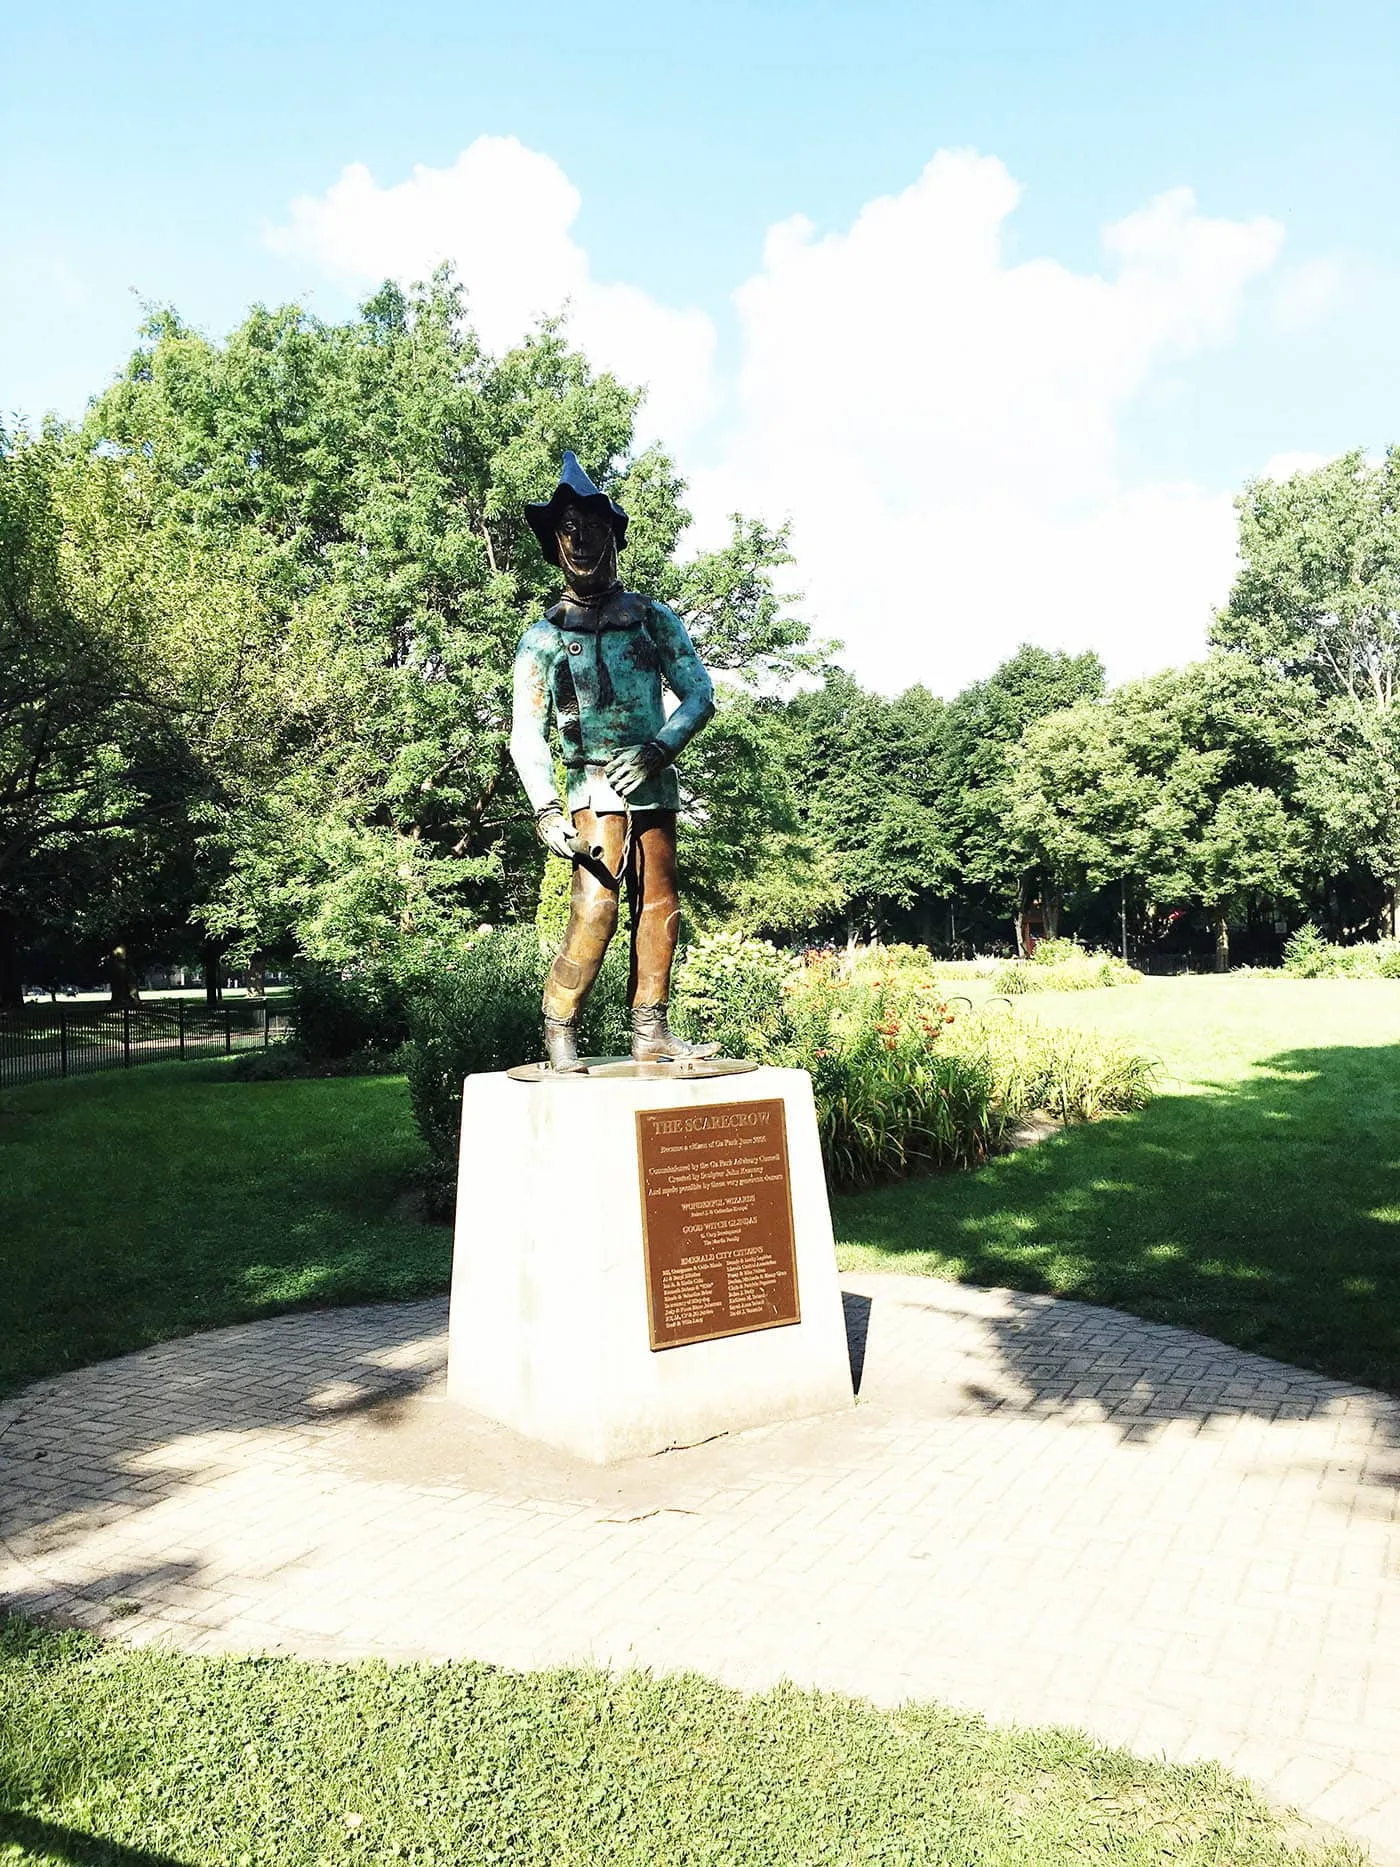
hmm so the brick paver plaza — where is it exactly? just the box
[3,1272,1399,1859]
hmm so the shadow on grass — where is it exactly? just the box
[0,1301,452,1626]
[837,1042,1400,1396]
[0,1810,192,1865]
[0,1064,447,1402]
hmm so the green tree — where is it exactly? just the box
[783,674,953,944]
[0,428,272,1002]
[1294,702,1400,932]
[941,645,1105,949]
[85,276,811,971]
[1215,449,1400,931]
[1008,698,1150,952]
[1012,656,1307,967]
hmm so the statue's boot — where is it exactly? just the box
[631,1002,720,1064]
[545,1015,587,1073]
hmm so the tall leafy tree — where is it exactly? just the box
[0,428,272,1001]
[940,645,1105,948]
[85,276,813,969]
[1011,656,1307,966]
[1215,450,1400,931]
[785,674,952,943]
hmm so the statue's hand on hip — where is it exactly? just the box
[603,742,668,798]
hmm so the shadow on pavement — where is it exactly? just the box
[841,1291,871,1395]
[839,1042,1400,1398]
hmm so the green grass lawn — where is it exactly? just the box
[0,1619,1361,1867]
[5,977,1400,1399]
[836,976,1400,1392]
[0,1060,444,1401]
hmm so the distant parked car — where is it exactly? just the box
[58,984,79,997]
[22,985,47,1001]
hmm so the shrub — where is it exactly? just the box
[290,964,412,1061]
[229,1040,405,1082]
[953,1008,1157,1123]
[229,1042,309,1082]
[673,931,800,1057]
[924,957,1003,981]
[1027,936,1080,966]
[1281,926,1400,979]
[753,950,1154,1191]
[403,930,1157,1198]
[1281,924,1331,977]
[403,928,630,1165]
[845,942,936,977]
[755,966,994,1187]
[1000,946,1139,994]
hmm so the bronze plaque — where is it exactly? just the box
[636,1098,800,1351]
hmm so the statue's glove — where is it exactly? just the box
[535,804,576,861]
[603,741,670,799]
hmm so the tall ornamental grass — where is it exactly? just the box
[397,931,1156,1197]
[676,939,1157,1191]
[998,937,1142,994]
[917,938,1141,994]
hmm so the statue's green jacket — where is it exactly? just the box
[510,590,715,815]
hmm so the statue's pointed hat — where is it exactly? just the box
[524,451,629,567]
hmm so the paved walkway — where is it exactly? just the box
[3,1274,1399,1861]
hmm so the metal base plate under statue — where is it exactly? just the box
[447,1065,853,1462]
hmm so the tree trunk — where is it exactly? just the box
[1120,877,1129,962]
[202,939,223,1008]
[1390,880,1400,940]
[1042,886,1061,940]
[1212,913,1230,973]
[1014,874,1033,957]
[108,943,141,1006]
[0,913,21,1008]
[245,953,266,999]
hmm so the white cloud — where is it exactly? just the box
[272,142,1290,694]
[1258,450,1332,482]
[267,137,717,450]
[688,152,1283,692]
[1270,256,1342,332]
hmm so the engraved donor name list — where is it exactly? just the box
[636,1098,800,1351]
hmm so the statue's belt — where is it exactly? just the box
[561,755,672,779]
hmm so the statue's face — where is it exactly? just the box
[555,500,617,593]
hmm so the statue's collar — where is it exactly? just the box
[547,588,646,634]
[559,578,621,610]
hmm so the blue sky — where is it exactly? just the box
[4,0,1398,691]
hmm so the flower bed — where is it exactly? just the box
[676,938,1155,1190]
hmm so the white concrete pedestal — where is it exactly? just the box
[447,1067,853,1462]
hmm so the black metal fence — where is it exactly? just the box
[0,1001,292,1090]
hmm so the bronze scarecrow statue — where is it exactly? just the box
[510,453,719,1072]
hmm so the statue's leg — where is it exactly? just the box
[541,810,624,1064]
[627,812,719,1061]
[626,811,680,1008]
